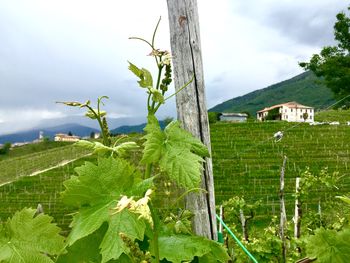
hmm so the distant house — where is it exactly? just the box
[220,113,248,122]
[54,133,80,142]
[257,101,314,122]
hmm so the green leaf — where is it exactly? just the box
[138,68,153,88]
[113,142,139,157]
[306,227,350,263]
[337,195,350,205]
[0,208,64,263]
[159,146,203,189]
[57,224,107,263]
[61,157,150,262]
[141,115,209,189]
[62,158,136,207]
[100,209,145,262]
[151,235,229,263]
[128,61,143,78]
[150,88,165,103]
[164,121,210,157]
[85,109,106,119]
[128,61,153,88]
[141,114,165,164]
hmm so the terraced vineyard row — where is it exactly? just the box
[0,156,95,234]
[211,121,350,221]
[0,144,90,185]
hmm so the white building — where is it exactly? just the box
[257,101,314,122]
[54,133,80,142]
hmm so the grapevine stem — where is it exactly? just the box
[164,74,194,101]
[145,164,153,179]
[149,203,160,263]
[85,105,109,146]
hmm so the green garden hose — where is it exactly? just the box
[216,214,258,263]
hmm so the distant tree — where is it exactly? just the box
[163,116,174,126]
[0,142,11,155]
[266,108,281,121]
[300,6,350,107]
[303,112,309,121]
[208,112,221,124]
[90,131,95,139]
[68,131,73,136]
[43,137,50,143]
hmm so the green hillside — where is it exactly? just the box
[210,71,335,117]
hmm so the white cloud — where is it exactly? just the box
[0,0,348,133]
[0,109,66,134]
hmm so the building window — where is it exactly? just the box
[286,115,288,119]
[291,109,293,112]
[300,115,303,118]
[310,115,312,119]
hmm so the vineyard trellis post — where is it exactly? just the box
[279,155,287,263]
[166,0,217,240]
[294,177,301,238]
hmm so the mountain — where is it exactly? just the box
[0,123,99,144]
[210,71,335,117]
[111,121,167,134]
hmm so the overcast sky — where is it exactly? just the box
[0,0,348,134]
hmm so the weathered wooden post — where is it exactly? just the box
[294,177,301,238]
[166,0,217,240]
[279,156,287,263]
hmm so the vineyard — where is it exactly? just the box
[211,120,350,224]
[0,143,90,186]
[1,119,349,230]
[0,118,349,261]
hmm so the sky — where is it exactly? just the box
[0,0,348,134]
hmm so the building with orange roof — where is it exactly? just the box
[256,101,314,122]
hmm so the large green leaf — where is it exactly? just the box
[141,114,165,164]
[306,227,350,263]
[159,146,203,189]
[164,121,210,157]
[0,208,64,263]
[150,235,229,263]
[100,209,145,262]
[141,115,209,189]
[57,223,133,263]
[62,157,149,262]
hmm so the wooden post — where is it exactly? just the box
[294,177,301,238]
[239,209,249,241]
[166,0,217,240]
[279,156,287,263]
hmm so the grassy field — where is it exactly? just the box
[211,120,350,224]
